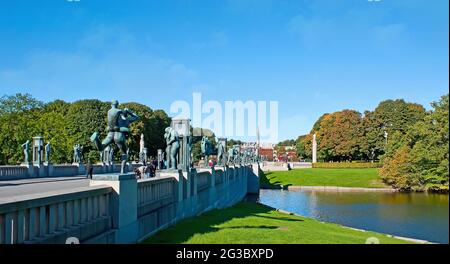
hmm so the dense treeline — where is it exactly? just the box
[0,93,171,165]
[295,95,449,192]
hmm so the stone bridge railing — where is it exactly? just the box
[0,185,113,244]
[0,166,29,180]
[0,163,143,181]
[0,163,261,244]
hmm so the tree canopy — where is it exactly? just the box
[0,94,171,165]
[290,95,448,192]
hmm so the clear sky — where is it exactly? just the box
[0,0,448,142]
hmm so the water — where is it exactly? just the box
[259,189,449,243]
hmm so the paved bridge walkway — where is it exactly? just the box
[0,177,89,199]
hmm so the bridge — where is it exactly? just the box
[0,163,260,244]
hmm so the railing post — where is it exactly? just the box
[4,213,14,244]
[90,173,137,244]
[247,163,260,195]
[17,210,24,243]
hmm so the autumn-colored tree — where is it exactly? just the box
[312,110,364,161]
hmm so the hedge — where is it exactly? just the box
[312,162,382,169]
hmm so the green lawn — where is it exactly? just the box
[261,168,388,188]
[143,202,410,244]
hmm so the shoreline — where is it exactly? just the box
[260,184,396,192]
[286,185,396,192]
[257,202,432,244]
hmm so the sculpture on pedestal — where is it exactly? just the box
[45,142,51,163]
[216,139,226,166]
[90,100,139,173]
[227,145,238,165]
[201,136,214,167]
[21,140,30,163]
[139,133,146,164]
[164,127,180,170]
[73,144,83,163]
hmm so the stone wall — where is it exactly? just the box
[0,163,260,244]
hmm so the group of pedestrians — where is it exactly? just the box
[134,159,158,179]
[84,158,160,180]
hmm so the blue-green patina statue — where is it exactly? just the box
[90,100,139,173]
[21,140,30,164]
[216,139,226,166]
[201,136,214,167]
[164,127,180,170]
[227,145,239,165]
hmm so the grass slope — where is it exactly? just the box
[143,202,409,244]
[261,168,387,188]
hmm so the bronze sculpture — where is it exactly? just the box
[90,100,139,173]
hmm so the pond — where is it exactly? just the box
[259,189,449,244]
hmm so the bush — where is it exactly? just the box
[312,162,382,169]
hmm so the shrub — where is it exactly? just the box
[312,162,382,169]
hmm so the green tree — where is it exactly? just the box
[65,100,110,162]
[0,94,44,164]
[295,135,309,159]
[379,95,449,192]
[365,99,426,160]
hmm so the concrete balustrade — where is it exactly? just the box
[0,185,113,244]
[0,162,145,180]
[0,166,28,180]
[196,171,210,192]
[52,165,79,177]
[0,163,261,244]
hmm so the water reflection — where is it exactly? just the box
[259,189,449,244]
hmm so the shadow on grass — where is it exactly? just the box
[254,214,303,222]
[144,202,292,244]
[259,171,292,190]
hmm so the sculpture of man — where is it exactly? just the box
[139,134,145,154]
[90,100,139,173]
[165,127,180,170]
[21,140,30,163]
[73,144,83,163]
[73,144,78,163]
[217,140,226,166]
[45,142,51,163]
[164,128,172,167]
[227,146,236,164]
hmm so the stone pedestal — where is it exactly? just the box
[90,173,138,244]
[45,162,54,177]
[247,163,260,195]
[73,163,85,175]
[21,162,35,178]
[160,169,189,219]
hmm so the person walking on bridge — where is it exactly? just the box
[86,160,93,179]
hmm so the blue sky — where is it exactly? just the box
[0,0,448,142]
